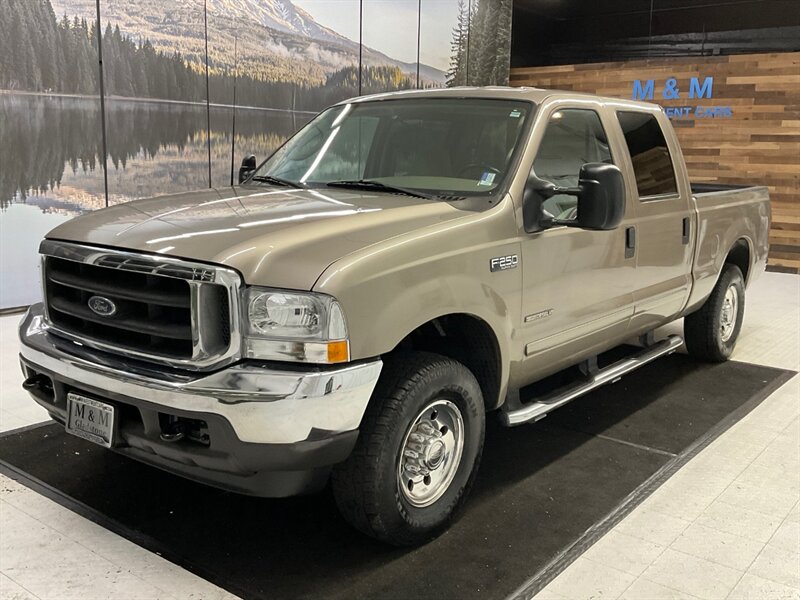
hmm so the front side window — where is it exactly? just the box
[252,98,533,198]
[616,111,678,198]
[532,108,613,220]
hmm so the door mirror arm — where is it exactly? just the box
[523,163,625,233]
[523,174,582,232]
[539,183,583,199]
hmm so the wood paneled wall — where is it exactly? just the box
[510,52,800,273]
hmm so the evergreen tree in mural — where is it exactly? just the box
[447,0,470,86]
[328,66,415,95]
[447,0,513,87]
[0,0,96,93]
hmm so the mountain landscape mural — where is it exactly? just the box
[48,0,446,91]
[0,0,513,309]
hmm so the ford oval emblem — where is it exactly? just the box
[88,295,117,317]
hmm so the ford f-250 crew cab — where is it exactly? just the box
[19,87,770,545]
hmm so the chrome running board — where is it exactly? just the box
[501,335,684,427]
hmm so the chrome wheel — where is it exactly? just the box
[720,284,739,342]
[398,399,465,508]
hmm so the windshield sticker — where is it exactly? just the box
[509,109,522,118]
[478,172,496,186]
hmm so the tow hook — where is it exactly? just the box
[22,374,49,391]
[159,416,210,445]
[160,420,187,443]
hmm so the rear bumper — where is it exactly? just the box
[18,304,382,496]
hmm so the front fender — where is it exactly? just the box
[313,198,521,407]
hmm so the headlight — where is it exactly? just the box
[243,288,349,364]
[248,292,324,338]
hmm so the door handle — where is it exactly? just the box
[625,226,636,259]
[682,217,690,245]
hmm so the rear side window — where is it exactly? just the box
[616,111,678,198]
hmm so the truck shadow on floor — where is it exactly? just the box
[0,355,791,600]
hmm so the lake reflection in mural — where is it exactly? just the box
[0,93,309,308]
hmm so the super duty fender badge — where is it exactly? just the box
[490,254,518,272]
[525,309,554,322]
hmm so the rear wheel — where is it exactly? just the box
[332,351,485,546]
[684,263,745,362]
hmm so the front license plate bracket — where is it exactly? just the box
[66,392,116,448]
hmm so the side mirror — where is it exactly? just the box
[238,154,257,184]
[573,163,625,230]
[523,162,625,232]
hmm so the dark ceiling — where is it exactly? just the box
[511,0,800,66]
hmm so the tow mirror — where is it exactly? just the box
[238,154,257,184]
[523,162,625,232]
[573,163,625,230]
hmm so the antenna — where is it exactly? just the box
[229,37,238,187]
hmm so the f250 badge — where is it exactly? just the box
[490,254,518,272]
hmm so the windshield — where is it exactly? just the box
[251,98,533,198]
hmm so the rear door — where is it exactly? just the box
[613,109,694,332]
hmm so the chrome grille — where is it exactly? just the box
[40,241,241,370]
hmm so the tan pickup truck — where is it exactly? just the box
[19,87,770,545]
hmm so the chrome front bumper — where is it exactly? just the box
[19,304,382,445]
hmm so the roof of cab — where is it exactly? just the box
[341,85,661,112]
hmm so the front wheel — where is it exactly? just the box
[331,351,485,546]
[684,263,745,362]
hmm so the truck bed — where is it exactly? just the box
[686,183,771,311]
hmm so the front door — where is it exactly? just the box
[518,104,637,384]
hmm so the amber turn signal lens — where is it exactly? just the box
[327,340,350,363]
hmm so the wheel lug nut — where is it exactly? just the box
[418,422,435,435]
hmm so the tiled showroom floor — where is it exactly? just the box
[1,272,798,600]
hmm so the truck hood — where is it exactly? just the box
[46,185,473,290]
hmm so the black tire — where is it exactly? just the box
[684,263,745,362]
[331,351,485,546]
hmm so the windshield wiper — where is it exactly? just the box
[326,179,432,199]
[250,174,305,189]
